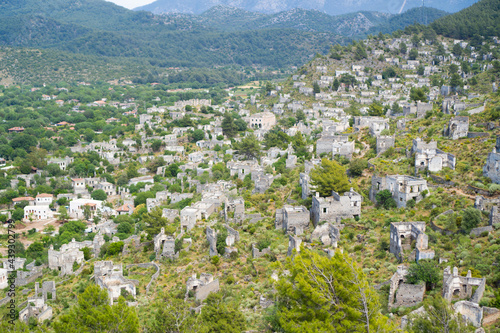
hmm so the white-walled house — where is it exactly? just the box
[69,199,103,219]
[35,193,53,206]
[24,205,54,220]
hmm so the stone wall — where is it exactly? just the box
[454,301,483,327]
[470,226,493,236]
[195,279,219,301]
[467,132,489,139]
[490,206,500,226]
[252,244,271,258]
[483,307,500,326]
[206,227,218,257]
[394,283,425,308]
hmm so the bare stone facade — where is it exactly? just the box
[19,297,52,323]
[252,244,271,258]
[369,175,428,208]
[444,116,469,140]
[442,267,486,303]
[224,197,245,223]
[287,235,302,256]
[389,222,434,262]
[275,205,310,234]
[186,273,220,301]
[412,138,456,172]
[483,136,500,184]
[94,261,137,305]
[48,241,84,275]
[153,228,177,259]
[206,226,218,257]
[35,281,56,301]
[316,135,354,160]
[311,189,362,226]
[376,136,395,155]
[388,265,425,308]
[310,223,340,247]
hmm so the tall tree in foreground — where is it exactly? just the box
[310,158,350,197]
[275,248,396,333]
[54,284,139,333]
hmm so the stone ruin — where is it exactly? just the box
[153,227,178,259]
[412,138,456,173]
[442,267,486,304]
[310,223,340,247]
[275,205,310,235]
[444,116,469,140]
[48,236,104,275]
[35,281,56,301]
[224,224,239,256]
[186,273,220,301]
[94,261,137,305]
[311,188,362,226]
[252,244,272,258]
[376,135,395,155]
[287,235,302,256]
[19,296,52,323]
[389,222,435,262]
[206,226,218,257]
[388,265,425,308]
[483,136,500,184]
[369,175,428,209]
[224,197,245,223]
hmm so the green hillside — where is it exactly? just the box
[431,0,500,39]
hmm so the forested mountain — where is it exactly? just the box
[431,0,500,39]
[136,0,478,15]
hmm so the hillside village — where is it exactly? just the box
[0,24,500,332]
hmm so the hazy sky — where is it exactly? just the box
[106,0,155,9]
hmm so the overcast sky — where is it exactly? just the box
[106,0,155,9]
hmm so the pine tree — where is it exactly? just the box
[310,158,350,197]
[275,248,397,333]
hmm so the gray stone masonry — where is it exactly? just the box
[206,227,218,257]
[389,222,434,263]
[94,260,137,305]
[224,225,239,247]
[316,135,354,160]
[310,223,340,247]
[35,281,56,301]
[287,235,302,256]
[311,188,362,226]
[444,116,469,140]
[252,244,271,258]
[275,205,310,233]
[224,197,245,223]
[369,175,428,209]
[186,273,219,301]
[454,301,483,328]
[412,138,456,172]
[484,136,500,184]
[442,267,485,303]
[19,297,52,323]
[376,136,395,155]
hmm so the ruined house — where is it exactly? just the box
[287,235,302,256]
[275,205,310,234]
[484,136,500,184]
[94,261,137,305]
[412,138,456,172]
[444,116,469,140]
[224,197,245,223]
[369,175,428,208]
[442,267,486,304]
[389,222,435,262]
[153,228,177,259]
[388,265,425,308]
[403,101,433,118]
[316,135,354,160]
[186,273,220,301]
[310,223,340,247]
[311,189,362,226]
[48,241,85,275]
[206,226,218,257]
[376,136,395,155]
[35,281,56,301]
[19,297,52,323]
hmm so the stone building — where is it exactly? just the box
[316,135,354,160]
[412,138,456,172]
[444,116,469,140]
[389,222,435,262]
[153,228,177,259]
[186,273,219,301]
[94,261,137,305]
[48,242,84,275]
[310,223,340,247]
[206,226,218,257]
[388,265,425,308]
[275,205,310,234]
[442,267,486,303]
[403,101,433,118]
[369,175,428,208]
[180,206,199,231]
[19,297,52,323]
[224,197,245,223]
[35,281,56,301]
[484,136,500,184]
[376,136,395,155]
[311,188,362,226]
[248,112,276,130]
[287,235,302,256]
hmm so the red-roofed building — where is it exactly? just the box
[12,197,35,206]
[8,127,24,133]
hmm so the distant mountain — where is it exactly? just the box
[431,0,500,39]
[166,6,447,37]
[0,0,342,69]
[135,0,478,15]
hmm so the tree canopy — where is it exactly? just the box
[310,158,350,197]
